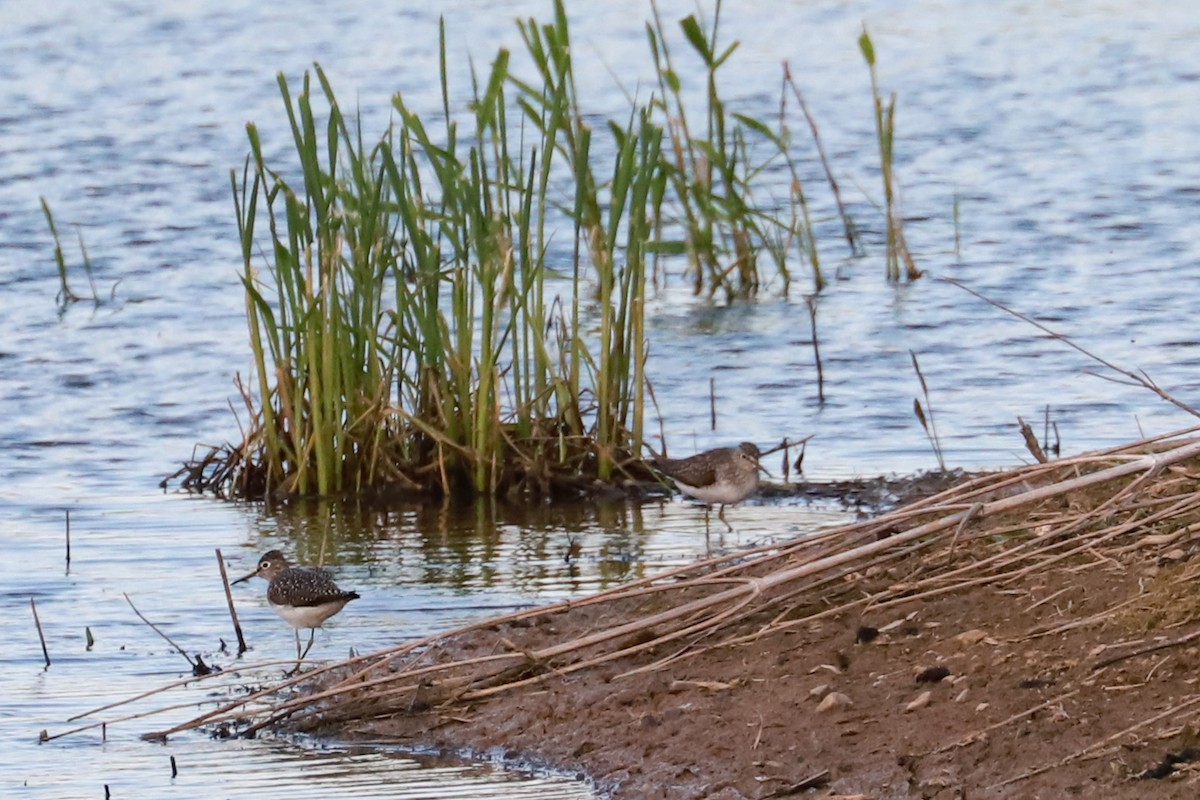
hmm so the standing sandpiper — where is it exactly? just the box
[652,442,762,526]
[233,550,359,663]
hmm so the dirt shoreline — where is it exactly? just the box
[322,465,1200,798]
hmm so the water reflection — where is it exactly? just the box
[25,734,596,800]
[250,495,823,600]
[9,491,841,800]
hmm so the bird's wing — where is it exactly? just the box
[661,458,718,488]
[267,567,337,607]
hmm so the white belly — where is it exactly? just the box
[270,600,350,629]
[675,480,751,505]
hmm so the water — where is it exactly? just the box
[7,495,830,796]
[4,0,1200,796]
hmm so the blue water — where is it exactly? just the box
[4,0,1200,796]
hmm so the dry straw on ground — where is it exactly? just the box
[60,425,1200,774]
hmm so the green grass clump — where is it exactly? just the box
[647,1,815,299]
[170,1,913,500]
[186,5,661,499]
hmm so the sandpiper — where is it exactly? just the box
[233,550,359,662]
[652,442,762,524]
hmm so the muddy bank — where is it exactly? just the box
[347,550,1200,798]
[258,441,1200,798]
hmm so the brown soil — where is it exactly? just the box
[350,558,1200,798]
[293,448,1200,799]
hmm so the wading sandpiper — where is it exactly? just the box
[233,550,359,663]
[652,442,762,526]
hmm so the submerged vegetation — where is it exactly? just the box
[41,198,109,310]
[167,1,916,501]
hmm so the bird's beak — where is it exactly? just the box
[231,569,258,585]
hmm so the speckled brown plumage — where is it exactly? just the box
[233,549,359,661]
[652,442,761,506]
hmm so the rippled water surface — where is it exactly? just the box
[4,0,1200,796]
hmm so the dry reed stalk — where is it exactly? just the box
[31,598,50,669]
[1091,627,1200,671]
[1018,416,1049,463]
[991,694,1200,789]
[639,440,1200,666]
[932,689,1080,755]
[944,278,1200,420]
[215,548,248,656]
[55,433,1200,743]
[124,593,196,670]
[1017,593,1147,642]
[1111,519,1200,554]
[858,487,1200,619]
[904,472,1200,589]
[65,658,295,723]
[43,657,307,743]
[247,440,1200,726]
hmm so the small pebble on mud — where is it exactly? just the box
[816,692,853,713]
[905,690,932,712]
[953,629,989,648]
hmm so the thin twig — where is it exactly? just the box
[910,351,945,471]
[1019,593,1146,642]
[31,598,50,669]
[943,276,1200,418]
[215,549,248,656]
[782,64,857,255]
[1017,416,1048,463]
[1023,585,1075,614]
[67,658,296,722]
[1092,627,1200,671]
[124,593,195,668]
[709,376,717,431]
[992,694,1200,789]
[805,295,824,403]
[932,689,1079,754]
[944,503,982,563]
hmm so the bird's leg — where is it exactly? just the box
[718,503,733,533]
[299,629,316,661]
[703,509,712,556]
[283,629,304,676]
